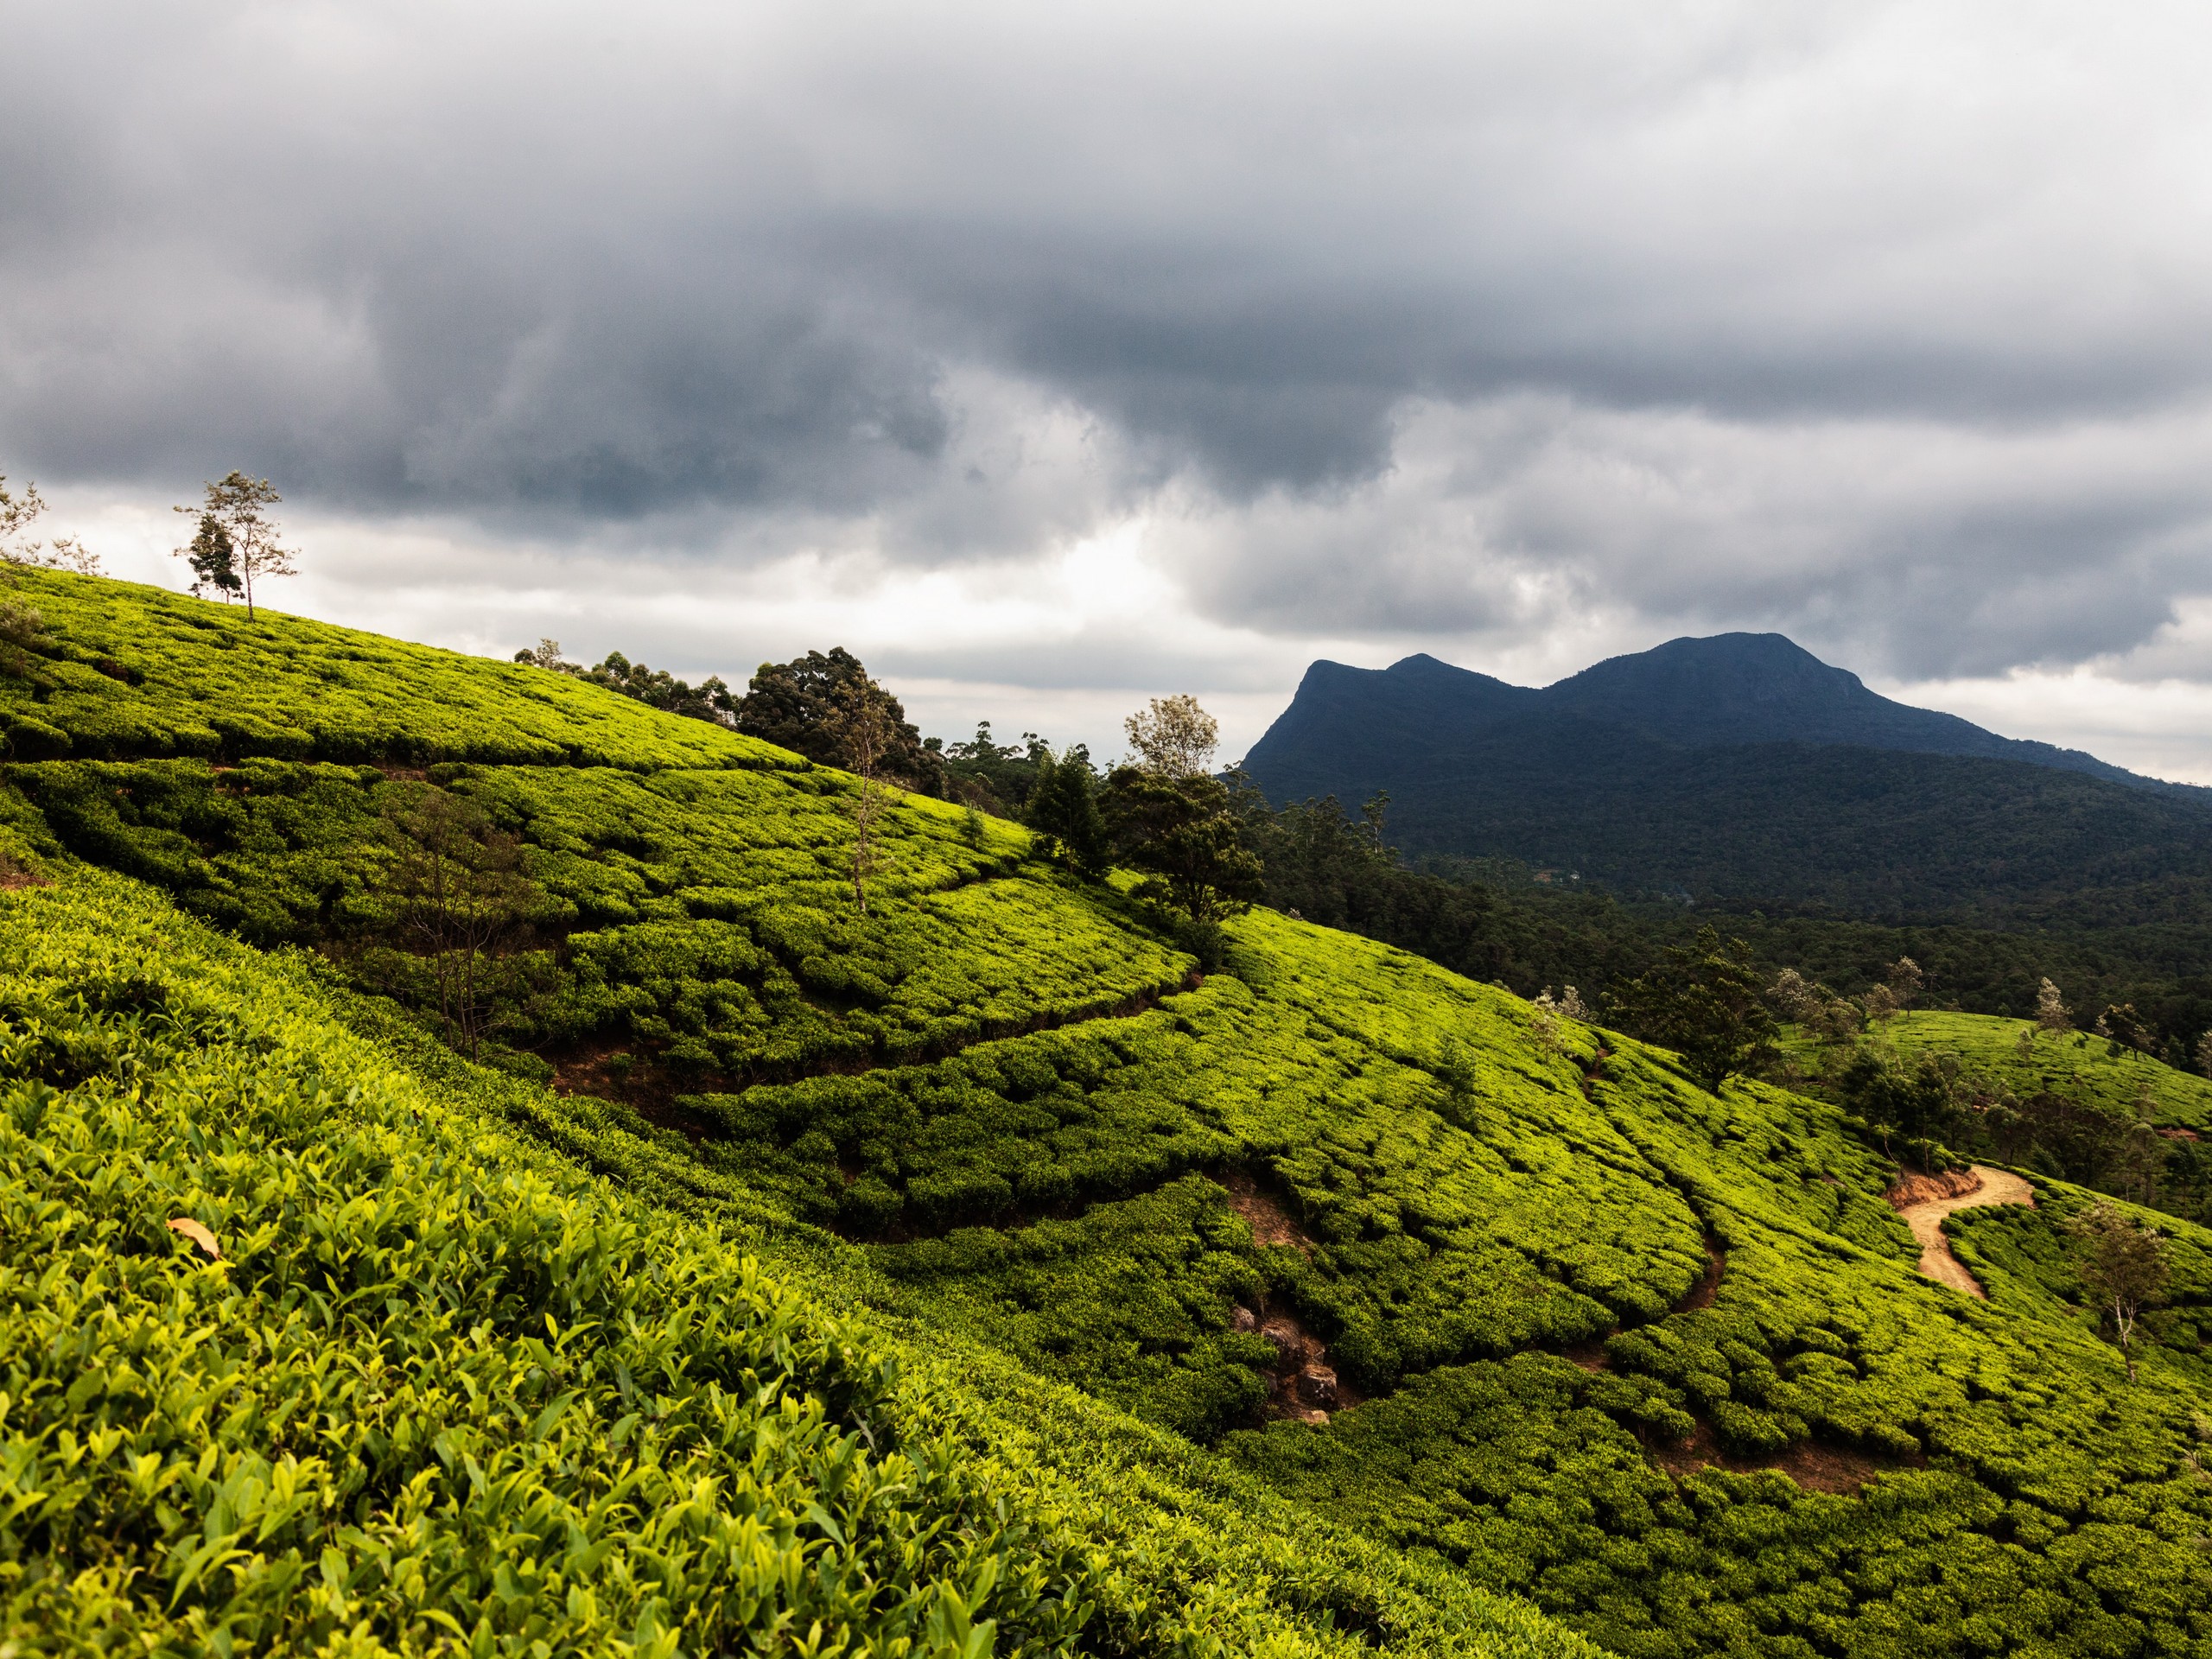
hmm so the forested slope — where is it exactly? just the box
[1241,639,2212,925]
[6,571,2212,1659]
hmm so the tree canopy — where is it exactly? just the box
[1605,925,1779,1092]
[172,472,296,618]
[737,646,944,792]
[1101,766,1264,928]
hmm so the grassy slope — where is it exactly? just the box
[6,571,2212,1659]
[0,569,794,771]
[0,867,1583,1658]
[1783,1008,2212,1133]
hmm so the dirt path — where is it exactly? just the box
[1889,1165,2036,1298]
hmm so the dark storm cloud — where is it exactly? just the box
[7,1,2212,681]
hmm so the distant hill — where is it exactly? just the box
[1242,633,2212,923]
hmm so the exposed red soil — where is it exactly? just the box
[0,867,47,892]
[1885,1166,1980,1208]
[1561,1341,1611,1373]
[1676,1236,1726,1313]
[1886,1165,2037,1299]
[1224,1170,1313,1255]
[1642,1421,1924,1493]
[548,1037,712,1141]
[1241,1298,1366,1425]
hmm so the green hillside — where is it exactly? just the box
[1788,1009,2212,1134]
[0,568,793,770]
[7,570,2212,1659]
[0,868,1573,1656]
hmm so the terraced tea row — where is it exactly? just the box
[10,575,2212,1659]
[0,866,1586,1657]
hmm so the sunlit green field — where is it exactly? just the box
[1786,1007,2212,1130]
[7,569,2212,1659]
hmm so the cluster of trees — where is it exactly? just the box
[954,692,1264,965]
[12,462,316,626]
[515,640,947,794]
[518,638,1264,959]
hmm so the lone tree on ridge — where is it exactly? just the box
[181,512,242,602]
[1124,694,1219,778]
[173,472,298,619]
[2035,977,2072,1039]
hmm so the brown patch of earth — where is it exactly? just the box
[1238,1298,1365,1425]
[1224,1170,1313,1255]
[1887,1164,2037,1299]
[549,1038,712,1141]
[1886,1166,1980,1207]
[0,864,47,891]
[1643,1422,1924,1494]
[1676,1236,1726,1312]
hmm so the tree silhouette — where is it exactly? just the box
[173,473,297,619]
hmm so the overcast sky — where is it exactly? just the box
[11,1,2212,774]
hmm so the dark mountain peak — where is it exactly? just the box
[1245,630,2177,800]
[1385,651,1483,677]
[1560,632,1864,696]
[1545,631,1943,750]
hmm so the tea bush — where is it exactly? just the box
[11,575,2212,1659]
[0,868,1592,1658]
[0,569,794,770]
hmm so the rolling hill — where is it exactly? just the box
[6,570,2212,1659]
[1241,634,2212,924]
[1785,1008,2212,1136]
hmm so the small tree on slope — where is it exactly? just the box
[182,512,242,602]
[1605,925,1779,1094]
[2069,1200,2169,1382]
[1025,747,1110,880]
[2036,976,2072,1038]
[378,789,541,1060]
[0,474,99,576]
[830,677,899,916]
[173,472,298,619]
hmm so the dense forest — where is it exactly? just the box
[1241,637,2212,931]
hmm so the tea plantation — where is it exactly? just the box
[0,867,1588,1657]
[1785,1008,2212,1134]
[6,569,2212,1658]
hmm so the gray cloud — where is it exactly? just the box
[10,0,2212,692]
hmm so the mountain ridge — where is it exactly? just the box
[1246,632,2180,796]
[1240,632,2212,921]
